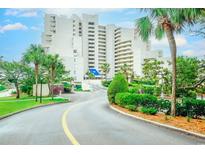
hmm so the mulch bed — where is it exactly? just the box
[112,104,205,135]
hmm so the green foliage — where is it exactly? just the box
[115,92,158,108]
[157,99,171,114]
[101,80,112,87]
[131,77,155,85]
[140,107,158,115]
[107,73,128,103]
[180,98,205,118]
[125,105,137,111]
[128,84,155,95]
[63,82,72,93]
[115,92,138,107]
[0,84,6,91]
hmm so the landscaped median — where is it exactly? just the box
[0,96,69,118]
[107,73,205,137]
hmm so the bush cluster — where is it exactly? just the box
[177,98,205,118]
[140,107,158,115]
[107,73,128,103]
[158,98,205,118]
[115,92,158,115]
[128,84,155,95]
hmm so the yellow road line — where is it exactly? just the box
[62,107,80,145]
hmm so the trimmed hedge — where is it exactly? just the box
[128,84,155,95]
[125,105,137,111]
[140,107,158,115]
[107,73,128,103]
[115,92,158,108]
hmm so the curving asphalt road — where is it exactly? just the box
[0,84,205,145]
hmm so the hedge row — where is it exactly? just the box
[115,92,159,115]
[115,92,205,118]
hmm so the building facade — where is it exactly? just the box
[42,14,162,81]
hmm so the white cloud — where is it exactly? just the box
[151,35,187,48]
[45,8,125,17]
[0,23,28,33]
[183,50,205,57]
[182,50,194,57]
[4,9,38,17]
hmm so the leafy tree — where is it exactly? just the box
[0,61,29,98]
[23,44,45,102]
[136,8,203,116]
[100,63,110,80]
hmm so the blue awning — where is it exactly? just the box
[89,68,101,77]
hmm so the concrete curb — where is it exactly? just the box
[109,104,205,140]
[0,102,69,120]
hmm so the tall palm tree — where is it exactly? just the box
[23,44,45,102]
[100,63,110,80]
[120,63,130,82]
[136,8,203,116]
[43,54,62,100]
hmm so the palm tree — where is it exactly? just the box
[136,8,203,116]
[100,63,110,80]
[43,54,62,100]
[120,63,130,82]
[23,44,45,102]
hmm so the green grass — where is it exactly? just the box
[0,97,69,117]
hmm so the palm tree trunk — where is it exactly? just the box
[51,66,55,100]
[35,64,39,102]
[164,26,177,116]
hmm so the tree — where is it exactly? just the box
[120,64,130,82]
[23,44,45,102]
[142,58,172,96]
[136,8,203,116]
[177,56,205,98]
[0,61,29,98]
[43,54,66,99]
[100,63,110,80]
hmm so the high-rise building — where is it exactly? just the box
[42,14,162,81]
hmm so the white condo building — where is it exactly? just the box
[42,14,163,81]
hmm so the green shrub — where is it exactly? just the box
[125,105,137,111]
[107,73,128,103]
[128,86,140,93]
[115,92,158,109]
[63,82,72,93]
[157,99,171,114]
[142,85,155,95]
[115,92,138,107]
[153,86,161,96]
[179,98,205,118]
[136,94,158,108]
[101,80,112,87]
[140,107,158,115]
[128,84,155,95]
[0,84,6,91]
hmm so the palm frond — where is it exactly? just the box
[136,16,153,42]
[154,24,165,40]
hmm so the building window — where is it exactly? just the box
[88,22,94,25]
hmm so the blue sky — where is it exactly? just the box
[0,8,204,61]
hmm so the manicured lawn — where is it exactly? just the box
[0,97,69,117]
